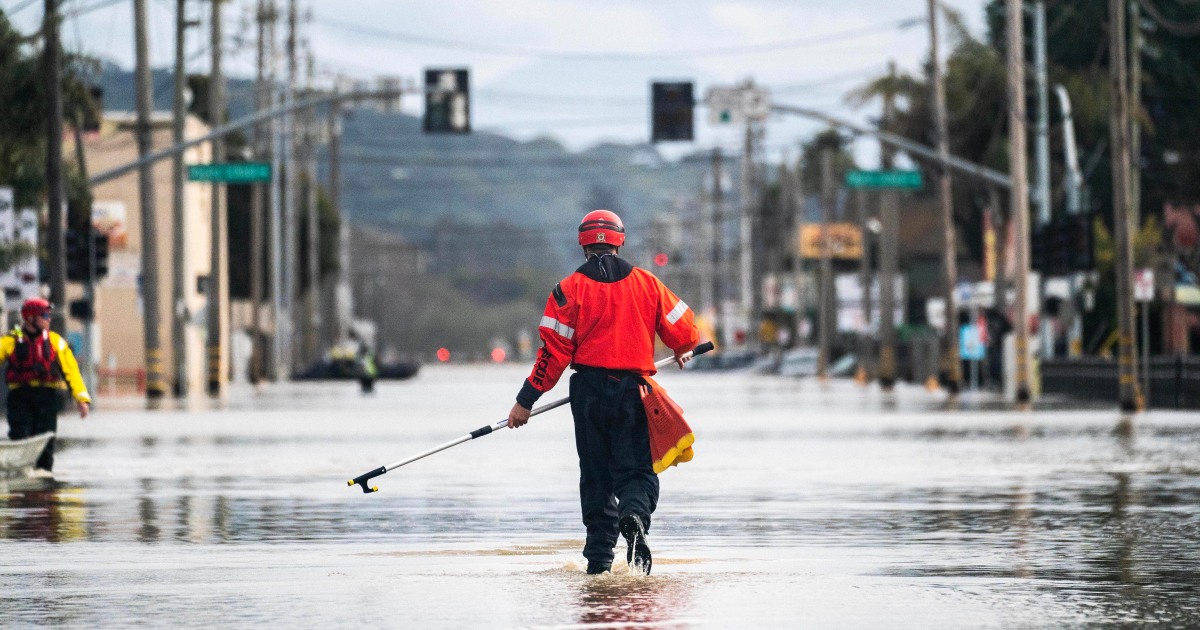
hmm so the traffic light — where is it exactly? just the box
[69,299,93,321]
[1048,219,1071,276]
[66,227,88,282]
[423,68,470,134]
[651,81,694,142]
[65,227,109,283]
[92,229,109,280]
[1066,213,1093,271]
[1030,224,1047,273]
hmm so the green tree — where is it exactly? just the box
[0,10,99,272]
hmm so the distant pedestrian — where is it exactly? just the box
[1,298,91,476]
[357,343,377,394]
[507,210,699,575]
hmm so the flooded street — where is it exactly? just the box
[2,364,1199,628]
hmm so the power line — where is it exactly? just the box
[313,14,923,60]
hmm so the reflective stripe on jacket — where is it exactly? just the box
[519,254,698,408]
[0,327,92,402]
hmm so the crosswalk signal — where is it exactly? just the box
[424,68,470,134]
[651,81,694,142]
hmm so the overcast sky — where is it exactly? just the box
[5,0,991,162]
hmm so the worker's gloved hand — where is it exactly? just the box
[507,402,531,429]
[76,401,90,419]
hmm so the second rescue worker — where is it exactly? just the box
[507,210,699,576]
[1,298,91,476]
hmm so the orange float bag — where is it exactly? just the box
[640,375,694,474]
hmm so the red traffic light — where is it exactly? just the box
[653,253,669,267]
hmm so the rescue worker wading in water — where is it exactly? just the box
[507,210,699,575]
[1,298,91,475]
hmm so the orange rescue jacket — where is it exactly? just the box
[517,254,698,408]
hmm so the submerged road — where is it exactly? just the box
[1,364,1197,628]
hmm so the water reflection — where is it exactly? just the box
[0,485,89,542]
[574,571,693,629]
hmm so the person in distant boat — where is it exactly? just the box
[1,298,91,475]
[507,210,699,576]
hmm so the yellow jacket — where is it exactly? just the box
[0,327,92,403]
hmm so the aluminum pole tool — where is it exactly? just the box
[348,341,714,493]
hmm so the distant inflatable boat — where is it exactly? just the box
[0,433,54,479]
[294,358,420,381]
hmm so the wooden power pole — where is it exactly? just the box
[1110,0,1141,411]
[206,0,226,397]
[929,0,961,394]
[43,0,66,334]
[1006,0,1032,403]
[134,0,166,398]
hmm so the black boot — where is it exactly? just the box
[619,514,652,575]
[586,561,612,575]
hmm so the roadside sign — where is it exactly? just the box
[705,85,771,124]
[845,170,923,189]
[1134,268,1154,302]
[187,162,272,183]
[960,323,986,360]
[706,87,743,125]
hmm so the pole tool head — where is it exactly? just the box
[348,465,386,494]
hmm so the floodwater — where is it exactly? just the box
[2,364,1199,628]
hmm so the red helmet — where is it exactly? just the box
[21,297,52,320]
[578,209,625,247]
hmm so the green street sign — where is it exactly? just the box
[187,162,272,183]
[845,169,923,189]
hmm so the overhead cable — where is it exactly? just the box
[313,15,923,60]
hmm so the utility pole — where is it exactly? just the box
[878,61,899,390]
[171,0,190,397]
[739,119,755,337]
[1109,0,1141,412]
[327,90,347,345]
[929,0,961,394]
[70,109,94,389]
[1033,1,1053,362]
[818,147,835,381]
[789,154,806,352]
[856,188,871,384]
[134,0,166,399]
[206,0,226,397]
[43,0,66,335]
[249,0,271,383]
[1129,0,1142,228]
[1006,0,1032,404]
[281,0,297,377]
[305,50,320,367]
[711,147,724,345]
[1033,1,1051,229]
